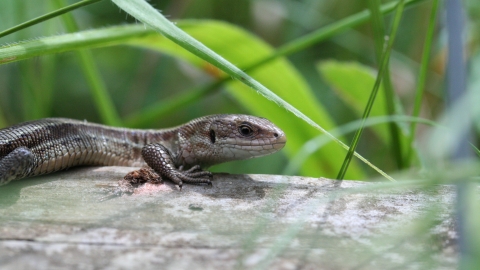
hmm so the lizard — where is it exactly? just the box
[0,114,286,190]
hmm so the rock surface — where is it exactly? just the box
[0,167,457,269]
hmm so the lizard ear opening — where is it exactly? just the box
[209,129,216,144]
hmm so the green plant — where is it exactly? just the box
[1,0,479,266]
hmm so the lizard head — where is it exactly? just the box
[179,114,286,168]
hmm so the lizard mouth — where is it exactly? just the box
[229,130,286,157]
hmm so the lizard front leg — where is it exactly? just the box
[141,143,213,189]
[0,147,35,185]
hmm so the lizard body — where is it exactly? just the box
[0,114,286,188]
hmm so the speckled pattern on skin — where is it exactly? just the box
[0,114,286,189]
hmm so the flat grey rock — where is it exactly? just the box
[0,167,457,269]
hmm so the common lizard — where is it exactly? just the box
[0,114,286,189]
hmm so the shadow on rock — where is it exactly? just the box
[0,177,57,207]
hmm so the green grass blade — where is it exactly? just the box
[284,115,439,175]
[368,0,405,170]
[0,0,103,39]
[52,0,121,126]
[111,0,395,181]
[405,0,440,165]
[0,0,413,179]
[0,25,152,65]
[122,0,426,127]
[126,20,362,177]
[14,1,40,120]
[336,0,406,180]
[265,0,427,64]
[0,0,427,66]
[76,50,121,126]
[470,143,480,158]
[109,0,314,121]
[368,0,386,59]
[317,61,389,142]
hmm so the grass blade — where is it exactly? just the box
[127,0,427,127]
[368,0,405,170]
[52,0,121,126]
[284,115,439,175]
[405,0,440,165]
[336,0,406,180]
[0,0,103,39]
[111,0,395,181]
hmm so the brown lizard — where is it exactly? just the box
[0,114,286,189]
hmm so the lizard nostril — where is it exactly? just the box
[273,133,278,138]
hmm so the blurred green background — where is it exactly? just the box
[0,0,479,179]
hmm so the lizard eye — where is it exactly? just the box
[238,124,254,137]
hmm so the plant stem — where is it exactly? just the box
[0,0,104,39]
[336,0,406,180]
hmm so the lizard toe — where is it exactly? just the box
[185,165,202,173]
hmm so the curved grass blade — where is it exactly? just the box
[0,1,403,180]
[122,21,362,177]
[111,0,395,181]
[284,115,438,175]
[336,0,406,180]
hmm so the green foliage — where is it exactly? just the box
[318,61,390,143]
[0,0,476,179]
[1,0,480,267]
[0,0,432,181]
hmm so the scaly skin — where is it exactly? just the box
[0,114,286,189]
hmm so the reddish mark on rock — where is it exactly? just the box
[133,182,172,194]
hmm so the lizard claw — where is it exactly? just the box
[184,165,202,173]
[142,143,214,189]
[168,167,212,187]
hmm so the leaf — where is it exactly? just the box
[317,60,390,143]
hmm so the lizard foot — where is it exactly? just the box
[166,166,213,190]
[142,143,213,190]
